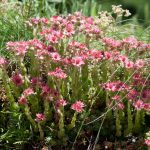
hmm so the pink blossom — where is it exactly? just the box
[103,37,122,48]
[122,37,138,48]
[11,73,24,86]
[88,49,103,60]
[68,41,87,51]
[112,95,121,102]
[71,56,85,67]
[35,113,45,122]
[133,73,142,81]
[117,102,125,110]
[50,16,63,24]
[35,49,48,60]
[71,101,85,113]
[18,96,27,105]
[135,59,144,68]
[90,26,101,35]
[0,57,7,67]
[50,52,61,61]
[45,30,63,44]
[62,57,72,65]
[27,18,49,27]
[134,100,144,110]
[40,28,52,35]
[145,139,150,147]
[28,18,39,26]
[28,39,46,50]
[102,81,129,92]
[85,17,94,25]
[104,51,112,60]
[124,60,134,69]
[40,83,58,98]
[40,18,49,24]
[46,35,59,44]
[30,77,41,86]
[23,88,34,97]
[64,23,75,37]
[141,90,150,100]
[46,45,56,53]
[56,99,67,107]
[80,23,101,36]
[48,68,67,79]
[7,41,29,56]
[118,55,128,63]
[127,89,138,101]
[143,103,150,110]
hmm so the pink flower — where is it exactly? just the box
[102,81,129,92]
[46,35,59,44]
[64,23,75,37]
[118,55,128,63]
[124,60,134,69]
[27,18,49,27]
[18,96,27,105]
[112,95,121,102]
[127,89,138,101]
[88,49,103,60]
[0,57,7,67]
[135,59,144,68]
[7,41,29,56]
[30,77,41,86]
[40,85,60,99]
[133,73,142,81]
[103,37,122,48]
[104,51,112,60]
[35,113,45,122]
[71,56,85,67]
[28,39,46,50]
[50,16,63,24]
[45,30,63,44]
[145,139,150,147]
[23,88,34,97]
[40,18,49,24]
[117,102,125,110]
[40,83,52,97]
[35,49,48,60]
[68,41,87,51]
[48,68,67,79]
[46,45,56,53]
[56,99,67,107]
[71,101,85,113]
[134,100,144,110]
[11,73,24,86]
[141,90,150,100]
[143,103,150,110]
[50,52,61,61]
[62,57,72,65]
[122,37,138,48]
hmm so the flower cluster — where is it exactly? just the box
[1,10,149,147]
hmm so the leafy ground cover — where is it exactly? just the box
[0,3,150,150]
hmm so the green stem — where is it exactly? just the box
[68,112,77,130]
[38,122,44,141]
[44,100,51,120]
[125,101,133,135]
[24,105,37,130]
[134,110,141,133]
[1,69,18,110]
[19,59,29,87]
[72,68,78,99]
[58,108,65,138]
[115,110,122,137]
